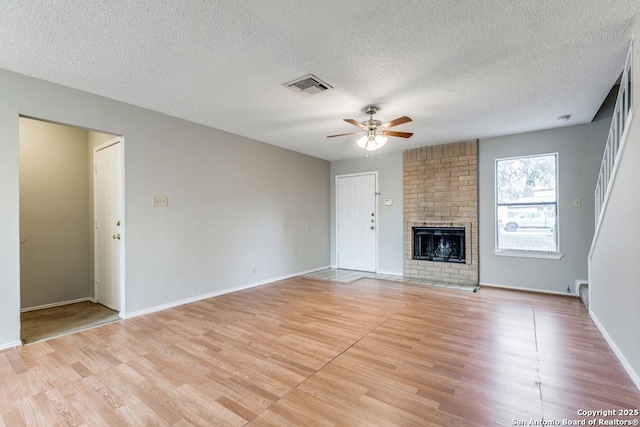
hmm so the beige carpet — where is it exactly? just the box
[21,301,120,344]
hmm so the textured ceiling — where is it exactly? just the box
[0,1,637,161]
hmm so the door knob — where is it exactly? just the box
[370,226,375,230]
[112,234,121,240]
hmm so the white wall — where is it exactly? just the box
[478,118,609,293]
[589,20,640,388]
[19,118,91,308]
[0,68,330,349]
[330,151,403,275]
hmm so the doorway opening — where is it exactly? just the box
[19,117,124,343]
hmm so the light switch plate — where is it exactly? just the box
[384,198,393,206]
[573,198,581,208]
[152,196,168,207]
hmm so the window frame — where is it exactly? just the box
[494,153,562,259]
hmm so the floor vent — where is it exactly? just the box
[283,74,333,96]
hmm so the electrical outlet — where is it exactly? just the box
[251,267,257,274]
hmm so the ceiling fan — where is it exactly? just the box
[327,106,413,151]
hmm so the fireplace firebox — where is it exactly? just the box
[413,227,465,263]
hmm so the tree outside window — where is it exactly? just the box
[496,154,558,253]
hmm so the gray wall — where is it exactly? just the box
[330,151,403,274]
[19,118,91,308]
[589,16,640,388]
[478,119,609,293]
[0,68,330,348]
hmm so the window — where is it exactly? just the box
[495,153,558,254]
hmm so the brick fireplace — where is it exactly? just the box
[403,140,479,285]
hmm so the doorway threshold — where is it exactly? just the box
[21,301,121,344]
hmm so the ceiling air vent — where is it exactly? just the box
[283,74,333,97]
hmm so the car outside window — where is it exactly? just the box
[496,153,558,253]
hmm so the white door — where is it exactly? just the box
[95,140,122,311]
[337,173,377,272]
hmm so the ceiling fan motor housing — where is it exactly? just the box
[364,119,383,129]
[363,106,382,129]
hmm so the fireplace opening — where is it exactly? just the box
[413,227,465,263]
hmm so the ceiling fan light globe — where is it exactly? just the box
[375,134,388,147]
[356,135,368,148]
[365,136,379,151]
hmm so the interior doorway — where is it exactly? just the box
[19,117,124,343]
[336,172,378,272]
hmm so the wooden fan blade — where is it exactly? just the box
[343,118,367,129]
[382,116,412,128]
[326,132,362,138]
[380,130,414,138]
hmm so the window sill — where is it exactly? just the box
[494,250,564,260]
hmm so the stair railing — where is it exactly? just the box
[594,42,633,228]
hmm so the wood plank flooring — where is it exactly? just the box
[1,276,638,426]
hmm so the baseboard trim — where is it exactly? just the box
[0,340,23,351]
[376,270,403,276]
[479,282,577,297]
[123,266,330,320]
[590,310,640,392]
[21,297,96,313]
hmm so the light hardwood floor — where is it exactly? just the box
[1,276,638,426]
